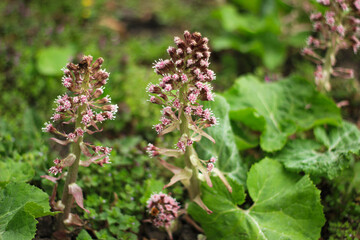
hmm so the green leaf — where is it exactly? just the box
[139,178,166,205]
[36,45,75,76]
[0,182,53,240]
[231,0,261,14]
[274,122,360,179]
[188,158,325,240]
[195,95,247,185]
[76,229,92,240]
[0,160,35,185]
[234,134,259,151]
[223,75,341,152]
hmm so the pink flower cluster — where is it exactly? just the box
[146,193,180,228]
[207,157,217,172]
[48,158,63,175]
[303,0,360,88]
[43,56,116,173]
[148,31,217,153]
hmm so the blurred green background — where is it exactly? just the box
[2,0,359,239]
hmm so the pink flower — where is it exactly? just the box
[177,141,186,152]
[96,114,105,122]
[195,106,203,116]
[75,128,84,136]
[209,157,217,163]
[167,46,175,55]
[200,59,209,67]
[187,59,194,67]
[188,93,197,104]
[162,106,172,115]
[336,24,345,37]
[206,91,214,101]
[105,111,114,120]
[181,73,188,83]
[87,109,94,117]
[203,108,212,120]
[163,75,171,83]
[146,192,180,228]
[148,84,161,94]
[196,52,203,59]
[49,166,63,175]
[110,104,118,114]
[56,105,64,112]
[51,113,61,121]
[176,48,183,55]
[196,82,204,89]
[94,146,102,153]
[172,74,179,81]
[42,122,54,132]
[317,0,330,5]
[161,117,171,126]
[164,84,172,91]
[355,0,360,10]
[146,143,159,158]
[209,116,217,126]
[67,133,76,140]
[153,59,166,71]
[173,99,181,109]
[154,124,163,134]
[150,96,162,105]
[80,95,87,104]
[325,11,335,26]
[62,77,72,88]
[104,147,112,155]
[82,114,91,124]
[193,68,201,76]
[94,87,104,98]
[186,47,192,54]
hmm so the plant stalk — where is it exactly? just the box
[320,42,336,92]
[179,84,200,200]
[57,70,88,230]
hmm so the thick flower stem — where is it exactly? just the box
[320,41,336,92]
[57,72,88,230]
[179,85,200,200]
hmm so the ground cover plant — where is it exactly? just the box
[0,0,360,239]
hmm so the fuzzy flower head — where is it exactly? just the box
[43,55,115,172]
[303,0,360,90]
[145,33,232,214]
[146,192,180,228]
[147,31,217,147]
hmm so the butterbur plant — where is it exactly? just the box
[41,55,117,231]
[303,0,360,91]
[146,192,180,239]
[147,31,232,214]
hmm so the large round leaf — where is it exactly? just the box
[188,158,325,240]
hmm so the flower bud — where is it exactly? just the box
[93,87,104,98]
[67,62,78,71]
[150,96,163,105]
[148,84,162,94]
[92,57,104,71]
